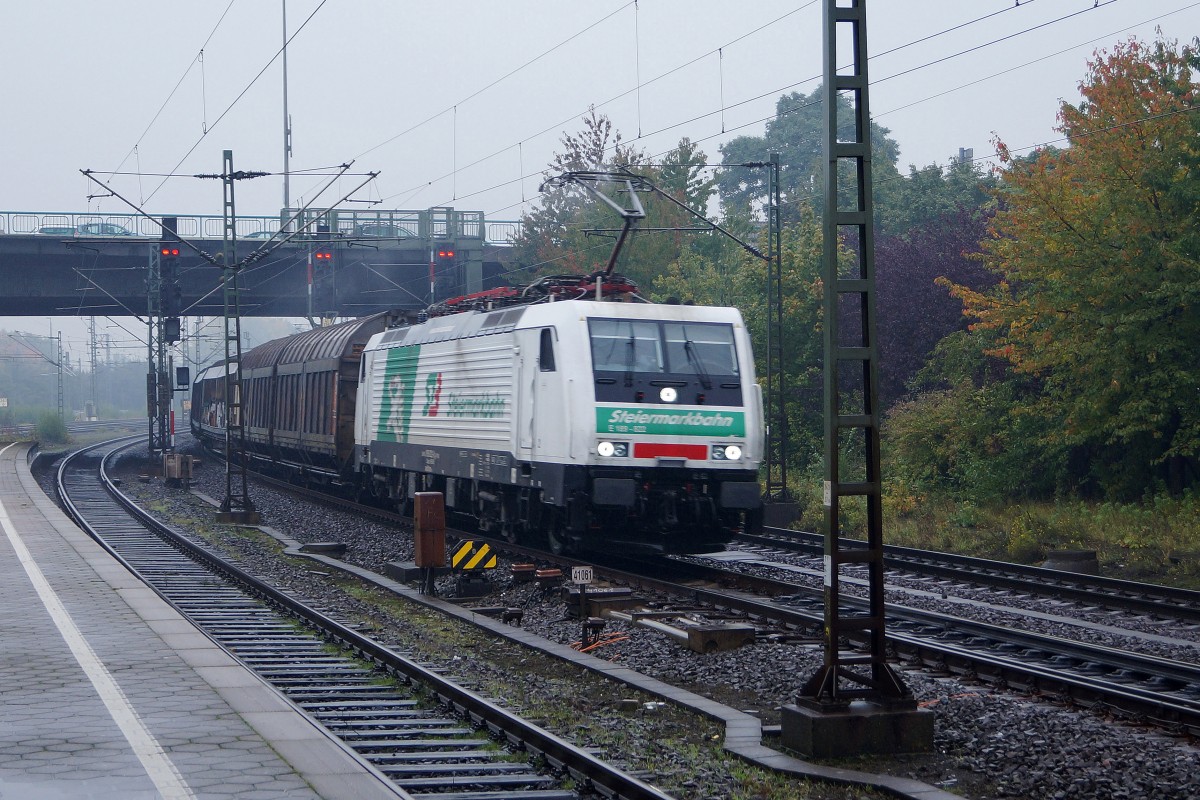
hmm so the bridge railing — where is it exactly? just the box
[0,208,522,245]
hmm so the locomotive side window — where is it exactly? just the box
[589,319,662,373]
[539,328,556,372]
[663,322,738,377]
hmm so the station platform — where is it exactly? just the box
[0,441,409,800]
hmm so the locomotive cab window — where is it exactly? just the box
[589,319,736,377]
[539,328,556,372]
[589,319,663,373]
[663,322,738,377]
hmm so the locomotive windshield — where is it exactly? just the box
[589,319,738,378]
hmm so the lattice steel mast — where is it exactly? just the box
[217,150,260,523]
[802,0,911,707]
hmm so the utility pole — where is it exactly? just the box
[282,0,292,214]
[763,153,789,505]
[88,317,98,420]
[56,331,64,422]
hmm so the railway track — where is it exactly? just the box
[737,528,1200,625]
[612,553,1200,737]
[211,456,1200,737]
[57,438,672,800]
[2,418,144,440]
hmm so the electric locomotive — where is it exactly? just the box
[354,276,764,554]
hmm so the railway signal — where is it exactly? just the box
[309,249,336,321]
[159,244,182,342]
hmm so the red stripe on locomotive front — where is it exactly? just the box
[632,442,708,460]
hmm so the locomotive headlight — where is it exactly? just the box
[659,386,677,403]
[598,441,629,458]
[712,444,742,461]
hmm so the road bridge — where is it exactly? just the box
[0,207,520,318]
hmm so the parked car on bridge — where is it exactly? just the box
[34,222,141,237]
[352,223,412,239]
[76,222,137,237]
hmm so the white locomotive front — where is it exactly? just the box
[355,295,763,555]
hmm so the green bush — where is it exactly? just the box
[35,412,68,443]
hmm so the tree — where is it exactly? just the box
[510,109,645,279]
[511,111,719,293]
[716,89,903,226]
[874,207,996,409]
[879,158,996,237]
[883,330,1066,503]
[942,37,1200,496]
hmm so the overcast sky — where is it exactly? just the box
[3,0,1198,361]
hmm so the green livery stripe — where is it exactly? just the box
[596,406,745,437]
[376,346,421,442]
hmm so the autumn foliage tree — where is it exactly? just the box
[942,37,1200,496]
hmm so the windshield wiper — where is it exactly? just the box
[624,334,636,387]
[683,339,713,390]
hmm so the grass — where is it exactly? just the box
[882,493,1200,589]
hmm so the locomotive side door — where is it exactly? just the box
[517,336,533,456]
[531,327,568,459]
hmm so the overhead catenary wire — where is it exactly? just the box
[352,2,637,162]
[385,0,1038,211]
[142,0,332,205]
[107,0,238,182]
[423,1,1193,220]
[377,2,816,207]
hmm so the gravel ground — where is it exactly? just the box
[78,438,1200,800]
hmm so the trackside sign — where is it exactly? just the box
[596,406,745,437]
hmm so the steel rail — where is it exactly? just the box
[604,554,1200,737]
[232,464,1200,736]
[59,438,674,800]
[739,528,1200,624]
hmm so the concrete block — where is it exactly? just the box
[1042,549,1099,574]
[687,623,756,653]
[564,587,635,618]
[780,701,934,758]
[763,501,801,528]
[511,563,537,582]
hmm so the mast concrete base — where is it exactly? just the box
[780,700,934,758]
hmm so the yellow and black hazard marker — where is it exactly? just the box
[452,540,497,570]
